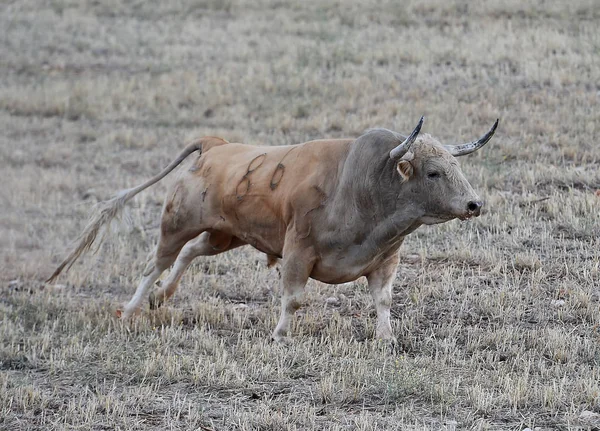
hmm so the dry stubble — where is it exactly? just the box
[1,0,600,429]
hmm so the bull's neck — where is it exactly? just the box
[325,194,422,267]
[354,201,422,258]
[327,159,423,258]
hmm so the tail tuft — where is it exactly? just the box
[46,189,132,283]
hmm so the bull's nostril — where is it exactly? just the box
[467,201,481,212]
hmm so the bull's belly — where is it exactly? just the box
[215,217,285,258]
[310,243,402,284]
[234,230,284,257]
[310,268,365,284]
[214,195,286,256]
[310,257,376,284]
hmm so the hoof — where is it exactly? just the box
[374,336,399,352]
[149,291,166,310]
[116,306,142,319]
[378,336,398,345]
[375,329,397,345]
[148,292,159,310]
[271,334,293,345]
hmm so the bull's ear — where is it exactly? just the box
[396,160,413,182]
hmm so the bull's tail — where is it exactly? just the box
[46,140,205,283]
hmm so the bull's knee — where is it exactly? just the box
[284,297,302,314]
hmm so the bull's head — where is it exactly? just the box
[390,118,498,224]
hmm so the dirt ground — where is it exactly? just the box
[1,0,600,429]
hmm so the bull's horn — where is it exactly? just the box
[445,119,499,157]
[389,116,424,160]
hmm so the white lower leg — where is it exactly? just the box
[375,304,393,340]
[371,282,394,339]
[269,248,313,342]
[272,288,302,341]
[366,255,400,342]
[150,254,194,308]
[122,265,163,318]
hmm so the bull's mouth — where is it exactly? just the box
[458,210,482,221]
[423,211,479,224]
[421,214,456,225]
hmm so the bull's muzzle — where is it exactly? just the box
[466,200,483,217]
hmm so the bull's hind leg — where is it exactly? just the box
[120,230,201,319]
[149,231,246,309]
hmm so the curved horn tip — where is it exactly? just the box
[443,119,499,157]
[389,116,425,160]
[415,116,425,132]
[481,118,499,142]
[491,118,499,131]
[406,116,425,140]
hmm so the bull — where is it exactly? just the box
[48,117,498,342]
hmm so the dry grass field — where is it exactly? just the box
[2,0,600,429]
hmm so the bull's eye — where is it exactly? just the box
[427,172,441,179]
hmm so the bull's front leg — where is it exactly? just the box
[366,252,400,342]
[271,247,315,343]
